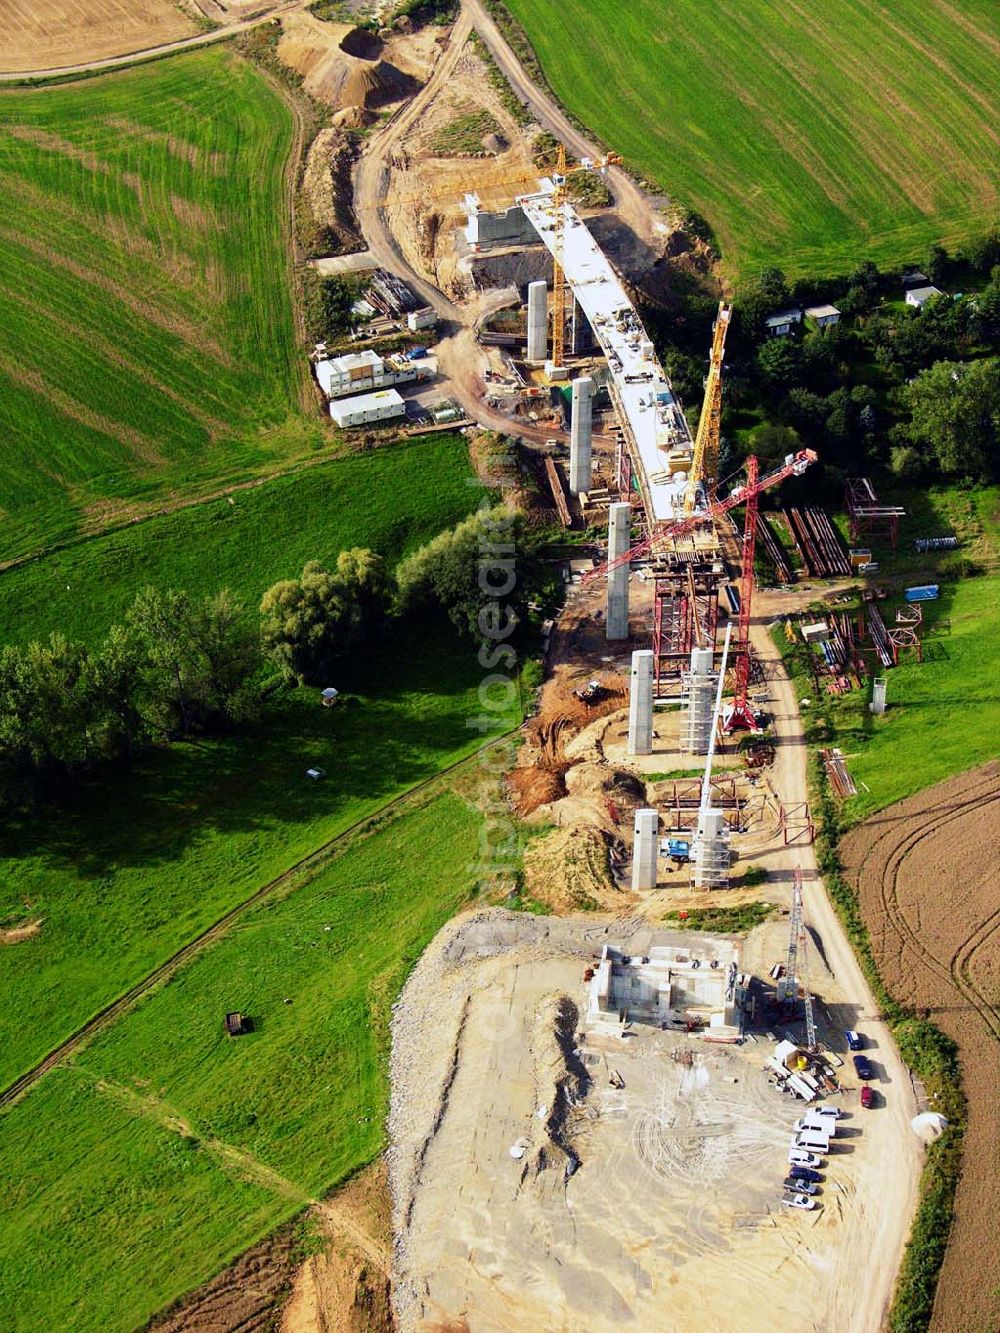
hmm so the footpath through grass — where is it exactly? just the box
[0,434,498,1085]
[0,47,320,563]
[500,0,1000,276]
[0,788,483,1332]
[0,435,483,646]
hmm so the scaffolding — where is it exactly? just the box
[691,625,732,889]
[651,561,721,694]
[845,477,906,549]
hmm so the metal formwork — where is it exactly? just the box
[652,565,721,693]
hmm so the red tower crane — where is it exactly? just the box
[583,449,818,724]
[723,454,760,733]
[583,450,818,583]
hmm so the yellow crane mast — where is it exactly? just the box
[683,300,733,514]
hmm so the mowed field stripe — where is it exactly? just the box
[502,0,1000,274]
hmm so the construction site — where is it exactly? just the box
[323,23,929,1328]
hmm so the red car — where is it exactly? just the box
[860,1085,875,1109]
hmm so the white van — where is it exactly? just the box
[799,1114,838,1138]
[795,1130,831,1153]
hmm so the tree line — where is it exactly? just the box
[1,506,551,805]
[652,227,1000,490]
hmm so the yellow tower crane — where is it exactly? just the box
[548,144,622,368]
[683,300,733,515]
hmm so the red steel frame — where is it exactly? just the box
[723,455,760,732]
[845,477,905,550]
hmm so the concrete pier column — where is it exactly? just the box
[526,281,547,363]
[632,808,659,891]
[627,649,655,755]
[569,376,593,495]
[606,502,631,640]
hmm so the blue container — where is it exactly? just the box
[905,584,939,602]
[667,839,690,858]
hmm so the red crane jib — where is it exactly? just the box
[582,449,817,583]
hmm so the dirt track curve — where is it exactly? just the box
[842,760,1000,1333]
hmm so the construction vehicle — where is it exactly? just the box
[683,301,732,515]
[572,678,607,703]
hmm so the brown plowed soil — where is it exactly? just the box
[841,759,1000,1333]
[147,1162,392,1333]
[1,0,195,73]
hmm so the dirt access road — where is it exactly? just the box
[842,761,1000,1333]
[751,589,922,1330]
[0,0,301,81]
[352,0,665,444]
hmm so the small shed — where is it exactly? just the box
[905,285,943,310]
[225,1012,251,1037]
[901,270,929,289]
[804,303,841,329]
[321,687,339,707]
[764,308,803,337]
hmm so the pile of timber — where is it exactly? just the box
[784,507,851,578]
[821,748,857,799]
[863,592,894,667]
[755,513,793,582]
[544,456,572,528]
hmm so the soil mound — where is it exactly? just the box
[841,759,1000,1332]
[339,26,382,59]
[277,12,420,110]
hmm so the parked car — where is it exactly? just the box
[794,1116,837,1137]
[845,1030,864,1051]
[788,1165,822,1183]
[781,1193,818,1211]
[853,1054,874,1080]
[860,1085,875,1109]
[783,1176,818,1195]
[788,1148,822,1168]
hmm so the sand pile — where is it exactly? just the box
[277,13,420,110]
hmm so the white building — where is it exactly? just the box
[314,350,436,399]
[329,388,405,428]
[804,303,841,329]
[905,285,944,310]
[764,308,803,337]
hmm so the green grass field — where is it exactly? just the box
[0,48,321,564]
[0,788,482,1332]
[0,435,487,646]
[0,435,498,1086]
[834,574,1000,821]
[502,0,1000,276]
[775,484,1000,821]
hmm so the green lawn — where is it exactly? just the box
[0,790,481,1333]
[0,435,486,646]
[502,0,1000,277]
[0,47,322,563]
[0,433,499,1086]
[834,575,1000,821]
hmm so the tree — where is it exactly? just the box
[927,243,950,287]
[0,635,95,778]
[125,587,259,735]
[747,423,801,470]
[396,506,532,643]
[903,358,1000,480]
[739,267,790,341]
[260,551,389,683]
[757,338,802,392]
